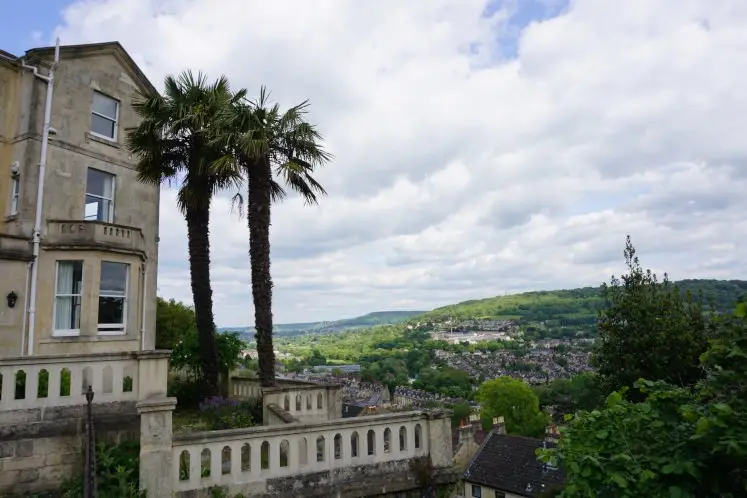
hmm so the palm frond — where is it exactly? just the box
[126,70,245,215]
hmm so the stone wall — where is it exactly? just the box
[179,458,457,498]
[0,401,140,494]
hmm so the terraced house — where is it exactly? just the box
[0,41,457,497]
[0,41,159,357]
[0,41,169,495]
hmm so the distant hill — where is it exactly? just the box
[413,279,747,327]
[220,310,426,339]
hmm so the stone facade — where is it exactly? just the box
[0,400,141,494]
[0,42,159,357]
[0,351,170,494]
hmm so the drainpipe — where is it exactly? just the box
[140,262,147,350]
[20,261,31,356]
[24,38,60,356]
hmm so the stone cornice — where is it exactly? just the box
[24,41,157,96]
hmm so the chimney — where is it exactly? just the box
[492,416,506,434]
[458,419,473,446]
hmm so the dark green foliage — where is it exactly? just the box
[61,441,143,498]
[412,367,473,399]
[158,296,246,403]
[170,329,247,381]
[168,377,212,409]
[156,297,198,349]
[593,237,711,397]
[535,372,606,420]
[449,401,473,427]
[542,306,747,497]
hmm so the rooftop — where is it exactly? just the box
[464,433,565,497]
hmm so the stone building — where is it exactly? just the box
[0,41,159,357]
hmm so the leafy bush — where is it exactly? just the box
[198,396,256,430]
[168,376,211,409]
[61,440,143,498]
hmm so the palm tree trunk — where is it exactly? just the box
[185,201,220,395]
[248,155,276,387]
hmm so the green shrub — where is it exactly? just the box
[198,397,257,430]
[61,440,144,498]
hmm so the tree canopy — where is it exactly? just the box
[542,307,747,497]
[476,376,549,438]
[593,236,711,396]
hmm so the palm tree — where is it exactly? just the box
[215,87,331,387]
[127,71,244,395]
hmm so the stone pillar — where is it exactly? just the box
[426,411,452,469]
[137,397,177,497]
[136,351,170,400]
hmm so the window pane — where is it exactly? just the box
[91,114,116,138]
[93,92,118,119]
[85,195,112,221]
[98,296,125,325]
[56,261,83,294]
[100,262,127,294]
[11,177,19,214]
[86,169,114,198]
[55,261,83,331]
[55,296,82,329]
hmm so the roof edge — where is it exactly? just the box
[25,41,157,95]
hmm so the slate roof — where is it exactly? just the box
[464,433,565,497]
[342,403,364,418]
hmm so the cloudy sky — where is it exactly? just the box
[4,0,747,326]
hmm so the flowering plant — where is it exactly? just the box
[199,396,254,430]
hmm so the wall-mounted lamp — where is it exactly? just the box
[6,291,18,309]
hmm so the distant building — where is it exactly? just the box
[313,364,361,374]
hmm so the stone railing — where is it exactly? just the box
[230,376,344,425]
[165,410,451,496]
[230,376,263,400]
[44,220,146,256]
[0,350,169,413]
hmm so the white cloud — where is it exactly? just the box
[53,0,747,325]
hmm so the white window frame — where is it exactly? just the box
[53,261,83,337]
[97,261,129,335]
[90,91,120,141]
[84,168,115,222]
[10,174,20,215]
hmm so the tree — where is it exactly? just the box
[593,236,710,398]
[215,87,331,387]
[543,305,747,497]
[450,401,473,427]
[155,297,197,350]
[476,377,549,438]
[128,72,243,395]
[155,296,247,379]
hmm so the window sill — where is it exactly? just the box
[41,334,136,343]
[4,214,18,223]
[85,132,121,149]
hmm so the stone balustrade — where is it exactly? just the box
[0,350,169,413]
[169,411,446,496]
